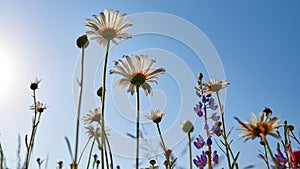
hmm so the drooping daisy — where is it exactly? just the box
[85,9,132,48]
[146,109,165,124]
[83,108,102,125]
[109,55,165,96]
[234,112,281,142]
[203,78,229,94]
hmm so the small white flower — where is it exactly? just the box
[203,78,229,94]
[146,109,165,123]
[181,119,194,133]
[83,108,102,125]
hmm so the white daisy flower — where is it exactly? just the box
[85,8,132,47]
[110,55,165,96]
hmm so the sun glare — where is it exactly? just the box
[0,52,13,95]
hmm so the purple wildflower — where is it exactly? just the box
[206,137,212,146]
[194,135,205,149]
[193,151,207,168]
[202,95,207,103]
[208,98,218,110]
[211,112,220,121]
[212,150,219,164]
[271,148,288,169]
[211,125,222,137]
[194,102,203,117]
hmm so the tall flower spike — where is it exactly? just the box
[110,55,165,96]
[85,9,132,48]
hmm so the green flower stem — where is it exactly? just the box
[104,133,114,169]
[187,132,192,169]
[264,138,278,169]
[100,40,111,169]
[103,134,109,169]
[290,131,300,146]
[276,130,290,168]
[263,142,271,169]
[216,91,232,168]
[74,46,85,165]
[135,85,140,169]
[86,138,95,169]
[156,123,166,149]
[78,137,91,164]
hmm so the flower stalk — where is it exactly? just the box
[100,39,110,169]
[73,36,87,168]
[135,84,140,169]
[215,91,232,168]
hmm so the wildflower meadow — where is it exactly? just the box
[0,2,300,169]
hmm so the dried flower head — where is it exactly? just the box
[30,101,47,113]
[85,9,132,47]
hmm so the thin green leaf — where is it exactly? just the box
[64,137,74,161]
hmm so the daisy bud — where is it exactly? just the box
[30,78,41,90]
[76,35,89,49]
[181,119,194,133]
[149,159,156,166]
[198,73,203,81]
[288,125,294,131]
[263,107,272,116]
[97,86,104,97]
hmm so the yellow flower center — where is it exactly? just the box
[208,84,222,92]
[131,72,147,86]
[251,123,273,138]
[100,28,117,40]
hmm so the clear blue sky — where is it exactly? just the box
[0,1,299,169]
